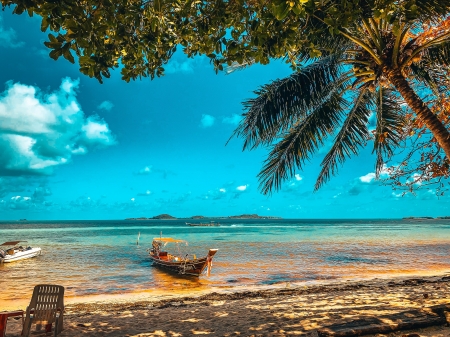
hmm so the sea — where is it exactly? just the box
[1,218,450,308]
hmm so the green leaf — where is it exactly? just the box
[271,2,290,20]
[49,49,63,60]
[63,49,75,63]
[41,18,50,32]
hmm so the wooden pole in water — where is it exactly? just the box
[207,255,212,276]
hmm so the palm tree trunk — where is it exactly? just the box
[386,68,450,159]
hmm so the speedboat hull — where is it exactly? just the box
[2,247,41,263]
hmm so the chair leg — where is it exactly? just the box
[0,314,7,337]
[21,317,33,337]
[56,314,63,336]
[60,315,64,333]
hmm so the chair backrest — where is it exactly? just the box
[28,284,64,324]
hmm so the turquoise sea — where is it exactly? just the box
[1,219,450,308]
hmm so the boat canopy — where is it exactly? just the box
[153,237,187,244]
[0,241,26,246]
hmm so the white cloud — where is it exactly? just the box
[202,188,227,200]
[222,114,242,125]
[236,185,248,191]
[136,166,152,175]
[283,174,304,193]
[410,173,423,186]
[0,78,116,175]
[137,190,152,196]
[359,166,390,183]
[360,172,376,183]
[392,192,404,198]
[3,195,33,210]
[97,100,114,111]
[131,198,135,202]
[200,114,215,128]
[82,116,115,146]
[0,17,24,48]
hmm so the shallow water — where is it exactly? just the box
[1,219,450,308]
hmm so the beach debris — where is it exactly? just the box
[423,293,429,299]
[401,334,420,337]
[444,311,450,325]
[305,330,319,337]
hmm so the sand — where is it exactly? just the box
[3,274,450,337]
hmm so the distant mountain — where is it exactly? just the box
[152,214,177,220]
[125,214,177,220]
[125,213,281,220]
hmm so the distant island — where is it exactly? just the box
[403,216,450,220]
[227,214,282,219]
[125,214,177,220]
[125,213,282,220]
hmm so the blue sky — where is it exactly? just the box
[0,10,448,220]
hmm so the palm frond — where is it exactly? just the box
[232,55,343,150]
[258,91,348,195]
[314,89,372,190]
[423,40,450,66]
[414,0,450,22]
[373,87,405,176]
[409,63,448,96]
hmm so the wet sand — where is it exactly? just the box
[3,274,450,336]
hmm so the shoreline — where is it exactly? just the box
[3,272,450,336]
[3,270,450,312]
[67,271,450,312]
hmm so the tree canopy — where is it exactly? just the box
[2,0,450,193]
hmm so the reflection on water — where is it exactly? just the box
[1,218,450,306]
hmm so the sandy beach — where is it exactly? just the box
[3,274,450,337]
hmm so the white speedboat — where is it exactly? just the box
[0,241,42,263]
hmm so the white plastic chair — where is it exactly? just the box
[22,284,64,337]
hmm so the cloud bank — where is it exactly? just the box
[0,17,24,48]
[0,78,116,175]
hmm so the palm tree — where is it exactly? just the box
[231,3,450,194]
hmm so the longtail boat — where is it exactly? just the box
[148,237,218,276]
[185,221,220,227]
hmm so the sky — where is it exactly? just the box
[0,10,448,220]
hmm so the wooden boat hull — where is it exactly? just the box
[185,222,219,227]
[149,249,218,276]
